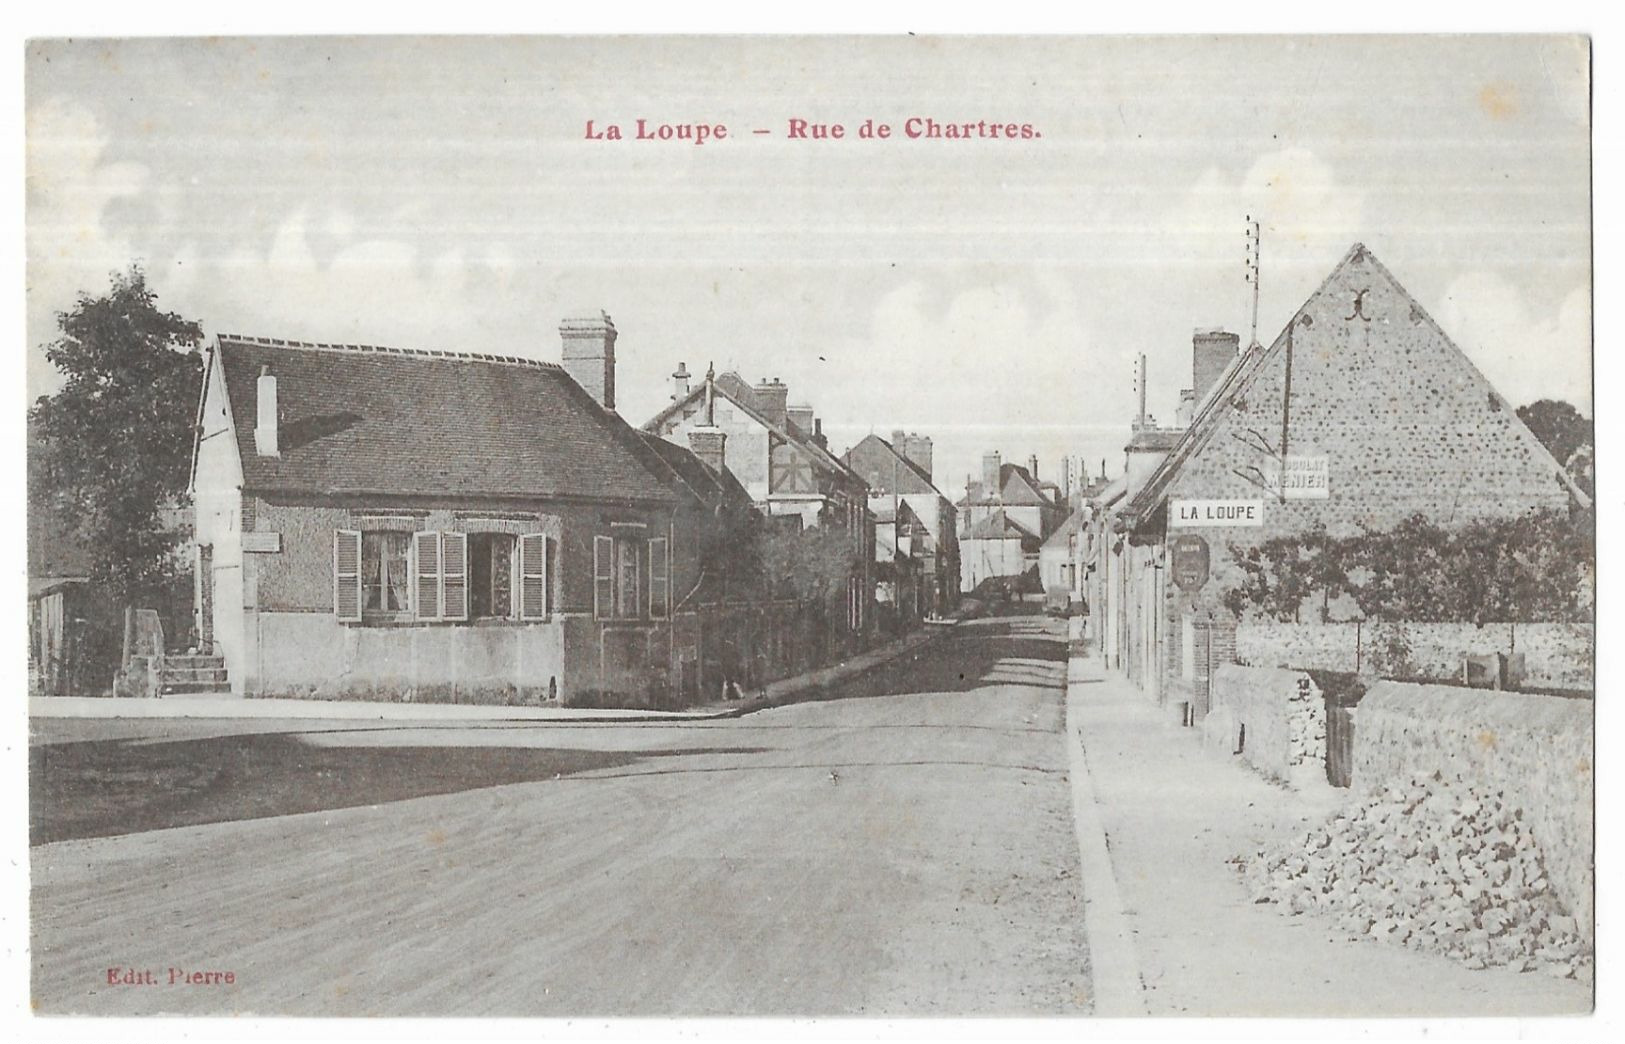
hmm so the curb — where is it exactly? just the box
[29,621,965,725]
[722,622,958,718]
[1065,653,1149,1016]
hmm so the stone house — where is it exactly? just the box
[842,431,960,617]
[1087,243,1585,718]
[189,315,776,704]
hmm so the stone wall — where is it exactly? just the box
[253,609,570,703]
[1205,664,1327,788]
[1236,620,1594,690]
[1352,681,1593,946]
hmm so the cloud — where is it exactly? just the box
[813,269,1131,492]
[1435,274,1592,414]
[1165,148,1364,282]
[25,97,150,397]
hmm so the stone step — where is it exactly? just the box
[159,666,229,682]
[164,655,226,669]
[160,677,234,695]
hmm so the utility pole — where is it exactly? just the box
[1245,215,1263,350]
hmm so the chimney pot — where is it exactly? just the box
[672,361,691,402]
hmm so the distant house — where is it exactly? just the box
[959,509,1041,593]
[644,365,874,637]
[842,431,959,617]
[189,315,770,704]
[957,452,1066,591]
[1039,508,1089,596]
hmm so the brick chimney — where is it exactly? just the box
[1027,454,1039,480]
[559,312,617,409]
[671,361,691,402]
[254,364,279,457]
[687,427,727,476]
[1192,328,1240,407]
[982,451,1001,498]
[787,404,815,435]
[753,378,788,427]
[903,434,933,479]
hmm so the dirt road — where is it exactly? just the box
[30,611,1089,1015]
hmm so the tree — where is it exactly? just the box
[29,266,204,603]
[1517,399,1592,478]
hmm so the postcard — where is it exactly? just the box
[23,34,1594,1018]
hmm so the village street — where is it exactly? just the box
[29,609,1090,1017]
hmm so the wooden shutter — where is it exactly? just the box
[413,530,441,621]
[593,535,614,619]
[334,529,362,622]
[518,534,548,620]
[649,537,670,618]
[441,532,468,621]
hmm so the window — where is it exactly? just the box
[365,532,411,616]
[594,532,664,621]
[615,538,641,618]
[335,528,545,625]
[469,533,516,619]
[412,531,467,621]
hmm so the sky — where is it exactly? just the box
[23,35,1592,496]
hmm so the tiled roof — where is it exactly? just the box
[643,373,864,486]
[1041,508,1087,551]
[958,463,1050,507]
[962,509,1036,541]
[214,335,675,502]
[842,434,944,498]
[637,430,752,509]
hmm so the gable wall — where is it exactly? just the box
[1162,249,1574,610]
[657,399,771,501]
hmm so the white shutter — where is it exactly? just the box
[334,529,362,622]
[518,534,548,620]
[441,532,468,621]
[593,535,614,619]
[649,537,670,618]
[413,530,441,621]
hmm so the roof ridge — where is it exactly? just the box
[216,333,565,372]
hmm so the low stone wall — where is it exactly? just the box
[1205,665,1327,788]
[1352,681,1593,945]
[1236,620,1593,690]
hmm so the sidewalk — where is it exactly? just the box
[1064,650,1592,1017]
[28,623,955,724]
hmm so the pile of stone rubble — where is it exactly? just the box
[1237,771,1591,978]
